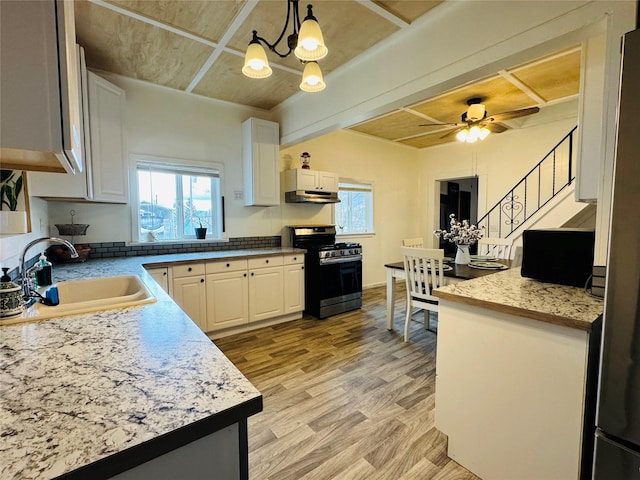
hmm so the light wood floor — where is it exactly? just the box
[214,285,481,480]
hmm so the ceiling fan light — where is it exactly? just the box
[479,127,491,140]
[242,41,272,78]
[295,6,327,61]
[467,103,485,121]
[468,125,482,142]
[456,129,469,142]
[300,61,326,92]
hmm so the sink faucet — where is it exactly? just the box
[19,237,78,299]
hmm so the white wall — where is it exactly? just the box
[46,75,278,243]
[280,130,419,287]
[418,117,579,248]
[42,79,418,288]
[0,197,50,271]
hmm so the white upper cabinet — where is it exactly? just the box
[242,118,280,206]
[29,51,129,204]
[284,168,339,193]
[86,71,129,203]
[0,0,83,174]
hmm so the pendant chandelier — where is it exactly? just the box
[242,1,328,92]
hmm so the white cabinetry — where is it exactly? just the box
[284,254,305,314]
[248,256,284,322]
[435,300,591,480]
[284,169,339,193]
[242,118,280,206]
[29,59,129,203]
[163,254,304,335]
[86,71,129,202]
[205,260,249,331]
[171,264,207,331]
[0,0,83,173]
[146,267,169,293]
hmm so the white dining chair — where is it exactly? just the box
[401,246,445,342]
[477,237,514,260]
[402,237,424,247]
[511,245,523,267]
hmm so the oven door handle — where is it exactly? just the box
[319,255,363,265]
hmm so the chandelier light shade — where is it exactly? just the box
[242,33,273,78]
[300,61,326,92]
[242,1,327,92]
[294,5,328,61]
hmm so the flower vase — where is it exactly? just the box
[455,244,471,264]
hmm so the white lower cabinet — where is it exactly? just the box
[146,267,169,293]
[166,255,303,334]
[284,254,305,314]
[205,260,249,331]
[171,264,207,332]
[248,256,284,323]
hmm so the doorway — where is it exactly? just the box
[438,177,479,256]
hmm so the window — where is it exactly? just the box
[133,158,224,242]
[334,181,374,235]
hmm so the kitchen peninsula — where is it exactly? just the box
[433,268,604,480]
[0,248,301,480]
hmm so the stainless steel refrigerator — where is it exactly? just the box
[593,27,640,478]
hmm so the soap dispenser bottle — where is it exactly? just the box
[35,253,53,288]
[0,267,23,318]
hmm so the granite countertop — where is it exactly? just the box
[433,267,603,331]
[0,247,303,480]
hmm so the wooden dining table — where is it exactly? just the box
[384,259,510,330]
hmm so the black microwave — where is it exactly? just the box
[521,228,595,288]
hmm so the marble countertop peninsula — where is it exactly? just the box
[433,267,603,331]
[0,248,303,480]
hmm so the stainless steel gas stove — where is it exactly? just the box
[289,226,363,319]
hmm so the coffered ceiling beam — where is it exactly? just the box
[356,0,410,28]
[497,70,546,105]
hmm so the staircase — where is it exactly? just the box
[476,126,593,246]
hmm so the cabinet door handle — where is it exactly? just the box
[188,267,192,272]
[251,272,254,276]
[200,278,204,283]
[301,266,304,270]
[163,272,167,276]
[293,257,297,261]
[226,263,230,267]
[244,273,247,277]
[266,259,269,263]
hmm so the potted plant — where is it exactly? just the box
[194,217,207,240]
[0,170,27,234]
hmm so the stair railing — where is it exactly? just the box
[477,126,578,238]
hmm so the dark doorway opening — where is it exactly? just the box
[438,177,479,257]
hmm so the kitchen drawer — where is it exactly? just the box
[206,259,248,274]
[284,254,304,265]
[248,256,283,269]
[172,263,205,278]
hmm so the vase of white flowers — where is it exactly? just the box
[433,214,484,264]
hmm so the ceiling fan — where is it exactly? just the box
[419,97,540,142]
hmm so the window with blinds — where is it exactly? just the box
[334,181,374,235]
[134,158,224,242]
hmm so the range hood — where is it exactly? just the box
[285,190,340,204]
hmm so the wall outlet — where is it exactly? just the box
[233,190,243,200]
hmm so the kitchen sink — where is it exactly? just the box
[3,275,156,325]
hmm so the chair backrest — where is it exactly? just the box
[478,237,514,259]
[401,246,445,303]
[402,237,424,247]
[511,245,523,267]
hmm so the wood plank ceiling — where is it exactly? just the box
[74,1,580,149]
